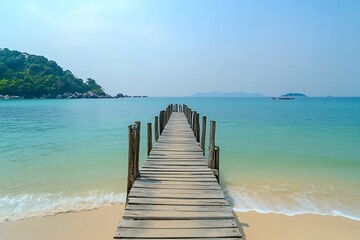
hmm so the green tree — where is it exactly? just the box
[0,49,109,98]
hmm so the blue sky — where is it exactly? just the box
[1,0,359,96]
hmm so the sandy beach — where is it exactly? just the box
[1,204,359,240]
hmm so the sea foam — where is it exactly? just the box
[0,191,125,223]
[224,184,360,221]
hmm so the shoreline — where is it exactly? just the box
[1,205,359,240]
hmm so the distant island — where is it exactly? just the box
[189,91,265,97]
[281,93,307,97]
[0,48,132,99]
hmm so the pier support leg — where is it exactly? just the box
[147,122,152,156]
[207,120,216,169]
[126,121,140,205]
[201,116,207,155]
[154,116,159,142]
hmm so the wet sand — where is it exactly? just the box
[1,205,359,240]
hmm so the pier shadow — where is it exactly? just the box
[231,209,249,240]
[222,186,249,240]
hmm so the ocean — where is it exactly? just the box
[0,97,359,222]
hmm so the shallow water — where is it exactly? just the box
[0,97,359,221]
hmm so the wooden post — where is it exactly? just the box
[160,110,164,134]
[154,116,159,141]
[147,122,152,156]
[207,120,216,169]
[214,146,220,183]
[201,116,206,154]
[126,122,139,205]
[196,113,200,142]
[188,109,192,125]
[164,110,168,126]
[134,121,141,178]
[189,108,191,121]
[192,111,196,133]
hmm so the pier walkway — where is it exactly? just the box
[114,111,242,239]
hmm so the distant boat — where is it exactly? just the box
[278,97,294,100]
[269,97,294,100]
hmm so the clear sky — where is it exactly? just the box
[1,0,359,96]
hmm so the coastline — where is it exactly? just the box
[1,205,359,240]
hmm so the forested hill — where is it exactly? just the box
[0,48,106,98]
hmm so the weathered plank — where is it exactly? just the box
[115,228,241,238]
[130,188,224,194]
[132,183,221,190]
[135,179,219,186]
[140,169,213,172]
[127,197,229,206]
[140,174,216,178]
[141,165,211,169]
[123,210,235,220]
[144,162,207,166]
[128,192,225,199]
[138,177,217,182]
[125,204,232,213]
[140,171,213,174]
[118,219,237,229]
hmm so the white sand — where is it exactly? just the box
[1,205,360,240]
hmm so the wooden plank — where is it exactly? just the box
[125,204,232,213]
[115,228,241,238]
[141,165,210,169]
[132,183,221,190]
[130,188,224,195]
[140,171,213,175]
[138,177,217,182]
[147,159,206,162]
[118,219,237,229]
[128,192,225,199]
[150,151,204,155]
[140,169,213,172]
[140,174,216,178]
[147,156,205,159]
[152,146,200,149]
[127,197,229,206]
[144,162,207,166]
[117,238,241,240]
[123,210,235,220]
[146,158,207,162]
[135,179,219,186]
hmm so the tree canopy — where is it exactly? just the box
[0,48,106,98]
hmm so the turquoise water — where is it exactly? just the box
[0,98,359,222]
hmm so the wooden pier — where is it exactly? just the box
[114,104,242,239]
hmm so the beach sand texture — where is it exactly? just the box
[1,205,360,240]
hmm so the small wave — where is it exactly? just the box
[224,184,360,221]
[0,191,125,223]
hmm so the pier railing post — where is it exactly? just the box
[192,111,196,133]
[126,121,140,205]
[160,110,165,134]
[196,113,200,142]
[201,116,207,154]
[147,122,152,156]
[188,108,192,125]
[207,120,216,169]
[134,121,141,178]
[214,146,220,183]
[154,116,159,142]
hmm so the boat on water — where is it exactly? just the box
[278,97,295,100]
[270,97,295,100]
